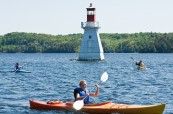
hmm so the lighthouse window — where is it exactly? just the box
[87,11,94,15]
[89,36,92,39]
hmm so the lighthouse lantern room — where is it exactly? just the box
[78,3,104,61]
[87,3,95,22]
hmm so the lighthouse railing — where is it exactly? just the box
[81,22,100,28]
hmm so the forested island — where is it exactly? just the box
[0,32,173,53]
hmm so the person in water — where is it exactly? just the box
[74,80,99,104]
[15,63,22,71]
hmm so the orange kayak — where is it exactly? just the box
[29,100,165,114]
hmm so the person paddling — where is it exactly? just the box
[74,80,99,104]
[136,60,145,70]
[15,63,22,71]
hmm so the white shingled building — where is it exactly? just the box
[79,3,104,61]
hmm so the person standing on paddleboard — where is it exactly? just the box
[74,80,99,104]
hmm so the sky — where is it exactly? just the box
[0,0,173,35]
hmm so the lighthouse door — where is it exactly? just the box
[87,39,93,52]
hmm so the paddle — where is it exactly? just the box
[73,72,108,110]
[15,63,26,72]
[130,57,149,69]
[132,57,154,70]
[130,57,136,62]
[130,57,160,74]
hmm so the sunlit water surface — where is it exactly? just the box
[0,53,173,114]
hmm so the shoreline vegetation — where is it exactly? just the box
[0,32,173,53]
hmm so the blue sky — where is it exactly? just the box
[0,0,173,35]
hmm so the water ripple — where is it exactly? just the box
[0,53,173,114]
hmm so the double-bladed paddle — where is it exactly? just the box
[73,72,108,110]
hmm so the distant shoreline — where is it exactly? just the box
[1,32,173,53]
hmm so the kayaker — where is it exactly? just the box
[15,63,22,71]
[136,60,144,67]
[136,60,145,70]
[74,80,99,104]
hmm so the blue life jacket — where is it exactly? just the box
[74,88,89,104]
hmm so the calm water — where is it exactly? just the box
[0,53,173,114]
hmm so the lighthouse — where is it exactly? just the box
[78,3,104,61]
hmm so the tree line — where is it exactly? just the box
[0,32,173,53]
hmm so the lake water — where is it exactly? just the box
[0,53,173,114]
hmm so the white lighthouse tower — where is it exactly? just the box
[78,3,104,61]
